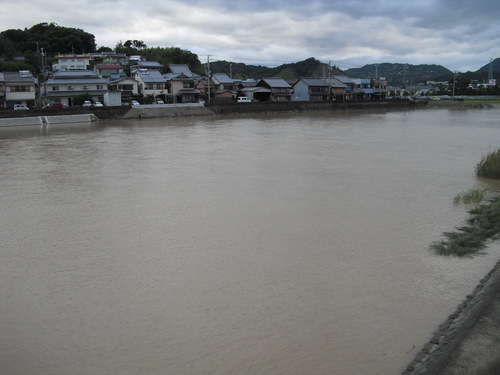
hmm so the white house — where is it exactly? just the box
[133,69,167,102]
[1,70,37,109]
[43,70,108,107]
[52,54,91,71]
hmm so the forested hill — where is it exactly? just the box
[0,22,204,74]
[2,23,498,84]
[344,63,452,85]
[209,58,345,81]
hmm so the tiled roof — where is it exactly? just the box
[136,69,166,83]
[51,70,99,79]
[259,77,291,88]
[298,78,329,86]
[168,64,196,77]
[95,64,121,69]
[136,61,164,68]
[212,73,235,84]
[333,75,355,84]
[3,71,35,82]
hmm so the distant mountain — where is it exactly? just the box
[476,58,500,75]
[208,57,345,81]
[344,63,452,85]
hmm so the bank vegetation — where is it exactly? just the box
[431,148,500,256]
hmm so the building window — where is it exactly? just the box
[82,85,89,90]
[12,86,29,92]
[52,86,59,91]
[146,84,154,90]
[156,83,163,90]
[96,85,104,90]
[67,85,74,91]
[183,82,193,88]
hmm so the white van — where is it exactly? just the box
[237,97,251,103]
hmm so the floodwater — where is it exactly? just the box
[1,107,500,375]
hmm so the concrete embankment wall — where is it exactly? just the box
[120,103,214,119]
[0,100,416,126]
[206,99,416,115]
[0,114,98,127]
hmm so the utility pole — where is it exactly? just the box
[452,71,457,99]
[488,58,493,82]
[206,55,211,103]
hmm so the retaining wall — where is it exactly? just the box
[121,103,214,119]
[0,114,97,127]
[206,99,416,115]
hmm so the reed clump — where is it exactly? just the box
[476,148,500,179]
[431,196,500,256]
[453,188,488,204]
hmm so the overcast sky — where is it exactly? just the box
[1,0,498,72]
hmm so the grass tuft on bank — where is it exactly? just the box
[453,188,488,204]
[431,196,500,256]
[476,148,500,179]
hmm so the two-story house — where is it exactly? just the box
[292,78,330,101]
[164,64,200,103]
[2,70,37,109]
[195,77,216,102]
[333,76,356,100]
[94,64,125,79]
[256,77,292,101]
[130,61,164,74]
[108,77,139,104]
[52,54,91,71]
[371,77,388,100]
[328,77,348,100]
[133,69,167,102]
[90,52,129,66]
[43,70,108,107]
[211,73,238,101]
[0,73,4,109]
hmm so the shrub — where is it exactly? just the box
[476,148,500,179]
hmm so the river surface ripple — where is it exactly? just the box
[1,108,500,375]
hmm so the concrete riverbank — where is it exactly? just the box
[1,99,495,127]
[402,257,500,375]
[0,100,417,126]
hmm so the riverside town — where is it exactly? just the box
[1,50,499,111]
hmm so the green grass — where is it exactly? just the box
[431,196,500,256]
[453,188,488,204]
[476,148,500,179]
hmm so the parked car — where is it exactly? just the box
[156,99,165,104]
[94,102,104,107]
[130,100,140,106]
[82,101,92,107]
[46,102,66,109]
[237,97,251,103]
[13,104,29,110]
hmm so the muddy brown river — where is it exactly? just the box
[1,107,500,374]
